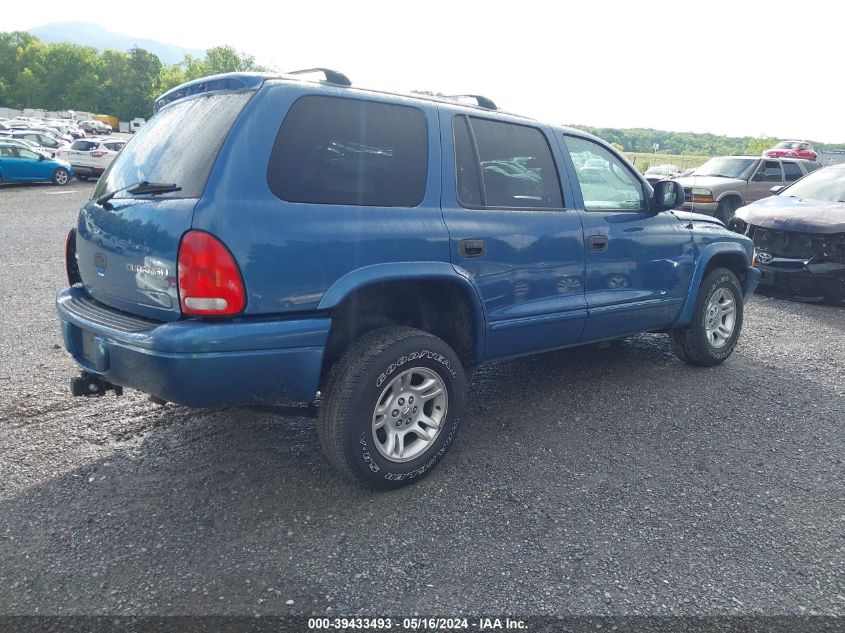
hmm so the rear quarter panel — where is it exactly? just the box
[192,82,451,315]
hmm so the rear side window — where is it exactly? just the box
[103,142,125,152]
[93,91,252,200]
[72,140,96,151]
[783,162,802,181]
[454,116,563,209]
[268,96,427,207]
[804,161,822,173]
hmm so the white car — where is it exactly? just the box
[56,138,126,181]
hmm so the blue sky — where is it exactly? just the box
[8,0,844,142]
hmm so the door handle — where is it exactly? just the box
[459,239,486,258]
[587,234,608,251]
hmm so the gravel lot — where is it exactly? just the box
[0,183,842,617]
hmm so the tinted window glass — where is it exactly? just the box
[804,161,822,173]
[783,162,802,181]
[467,118,562,209]
[72,140,96,151]
[93,91,252,200]
[563,135,646,210]
[268,96,427,207]
[453,115,483,206]
[759,160,783,182]
[103,142,125,152]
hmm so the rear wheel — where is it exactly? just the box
[76,174,89,182]
[317,326,465,489]
[669,267,744,366]
[52,168,69,186]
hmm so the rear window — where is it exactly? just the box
[267,96,427,207]
[783,162,802,181]
[72,140,96,151]
[93,91,252,200]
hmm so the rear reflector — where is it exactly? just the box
[90,151,106,158]
[177,230,245,316]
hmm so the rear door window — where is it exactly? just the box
[455,116,563,209]
[93,91,252,200]
[267,96,428,207]
[757,161,784,182]
[782,162,802,181]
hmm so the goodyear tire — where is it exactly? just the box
[317,327,465,490]
[669,267,744,366]
[52,168,69,186]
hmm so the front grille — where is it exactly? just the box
[751,226,830,260]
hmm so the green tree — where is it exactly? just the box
[745,136,779,155]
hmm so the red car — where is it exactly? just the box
[764,140,817,161]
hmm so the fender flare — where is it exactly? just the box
[674,242,751,328]
[715,190,745,206]
[318,261,487,363]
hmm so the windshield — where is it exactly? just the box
[693,157,758,180]
[93,91,252,200]
[645,166,669,176]
[775,141,799,149]
[781,166,845,203]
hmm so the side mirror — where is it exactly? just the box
[38,154,45,161]
[770,185,785,195]
[653,180,684,211]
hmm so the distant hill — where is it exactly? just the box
[29,22,203,65]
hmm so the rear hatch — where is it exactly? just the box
[75,89,253,321]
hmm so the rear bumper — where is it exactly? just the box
[70,164,105,177]
[754,260,845,303]
[56,287,331,406]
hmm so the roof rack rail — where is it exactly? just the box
[287,68,351,86]
[445,94,497,110]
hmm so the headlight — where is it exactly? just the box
[690,188,714,203]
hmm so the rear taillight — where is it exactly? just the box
[90,151,106,158]
[177,230,245,316]
[65,228,82,285]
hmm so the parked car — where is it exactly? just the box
[643,164,681,186]
[763,140,817,161]
[56,137,126,180]
[56,71,759,489]
[78,119,112,135]
[1,130,67,155]
[674,156,821,223]
[0,142,72,185]
[0,137,52,156]
[731,164,845,304]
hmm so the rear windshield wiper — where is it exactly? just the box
[97,181,182,208]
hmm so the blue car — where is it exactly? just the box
[56,70,759,488]
[0,142,72,185]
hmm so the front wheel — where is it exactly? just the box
[669,267,744,366]
[52,168,69,186]
[716,197,740,224]
[317,326,465,489]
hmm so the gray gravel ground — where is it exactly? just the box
[0,184,843,617]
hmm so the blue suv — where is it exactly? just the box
[57,69,760,488]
